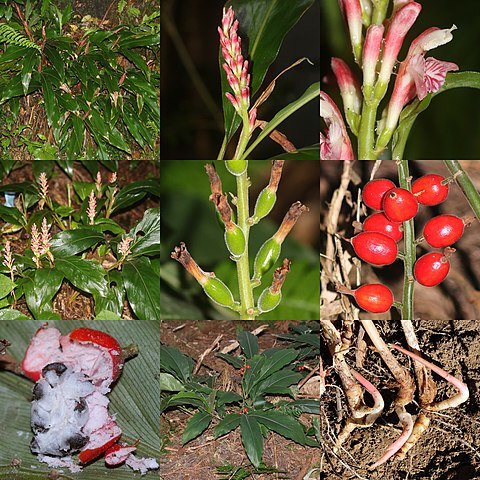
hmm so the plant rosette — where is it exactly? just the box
[20,325,158,475]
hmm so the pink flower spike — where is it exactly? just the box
[390,343,469,411]
[248,108,257,131]
[377,2,422,90]
[225,92,240,111]
[320,91,354,160]
[342,0,363,63]
[31,224,42,260]
[87,190,97,225]
[331,58,362,116]
[362,24,384,94]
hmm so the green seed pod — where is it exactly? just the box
[224,223,246,257]
[225,160,248,176]
[257,287,281,313]
[252,238,281,282]
[203,276,236,309]
[252,188,276,224]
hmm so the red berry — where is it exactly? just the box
[414,252,450,287]
[411,174,449,206]
[382,187,418,222]
[354,284,394,313]
[351,232,398,266]
[363,212,403,242]
[423,215,464,248]
[362,179,396,210]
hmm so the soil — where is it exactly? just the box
[320,320,480,480]
[1,160,159,320]
[160,320,321,480]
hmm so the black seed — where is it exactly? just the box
[68,434,88,450]
[32,383,44,401]
[42,362,67,377]
[74,398,87,413]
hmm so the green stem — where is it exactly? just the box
[233,113,251,160]
[357,99,379,160]
[235,171,255,320]
[443,160,480,222]
[371,0,389,25]
[397,160,415,320]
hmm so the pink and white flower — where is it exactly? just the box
[321,92,354,160]
[331,58,362,117]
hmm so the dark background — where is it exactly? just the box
[161,0,320,160]
[321,1,480,159]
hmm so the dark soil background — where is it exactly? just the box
[321,320,480,480]
[160,320,320,480]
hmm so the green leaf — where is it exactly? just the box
[55,256,108,299]
[0,205,24,226]
[69,114,84,158]
[238,331,258,358]
[0,274,15,300]
[92,218,125,235]
[129,208,160,257]
[123,257,160,320]
[258,349,298,380]
[240,414,263,467]
[94,309,122,320]
[23,268,63,319]
[286,399,320,414]
[0,321,160,477]
[160,344,194,382]
[0,309,30,320]
[255,370,302,396]
[72,181,95,201]
[250,411,307,445]
[50,228,104,257]
[160,372,185,392]
[40,72,59,129]
[112,179,160,214]
[440,71,480,92]
[240,82,319,159]
[214,413,242,438]
[266,144,319,160]
[44,44,65,80]
[216,352,244,369]
[20,49,38,96]
[221,0,315,141]
[182,411,212,444]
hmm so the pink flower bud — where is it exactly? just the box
[320,92,354,160]
[248,108,257,131]
[408,25,457,57]
[341,0,363,62]
[377,2,422,87]
[87,190,97,225]
[362,24,384,92]
[331,58,362,116]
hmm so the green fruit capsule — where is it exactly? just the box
[252,238,281,282]
[257,288,281,313]
[225,223,246,257]
[225,160,248,176]
[252,188,276,224]
[203,276,237,309]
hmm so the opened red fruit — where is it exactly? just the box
[412,174,449,206]
[414,252,450,287]
[362,179,396,210]
[351,232,398,266]
[382,187,418,222]
[354,284,393,313]
[363,212,403,242]
[423,215,464,248]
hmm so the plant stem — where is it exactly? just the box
[371,0,389,25]
[397,160,415,320]
[443,160,480,222]
[235,171,255,320]
[233,113,251,160]
[357,99,379,160]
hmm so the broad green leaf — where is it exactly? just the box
[255,370,302,396]
[286,399,320,414]
[91,218,125,235]
[250,411,307,444]
[55,256,108,299]
[238,331,258,358]
[243,355,265,398]
[119,34,160,49]
[23,268,63,318]
[221,0,315,141]
[40,72,59,128]
[216,390,242,408]
[258,349,298,380]
[0,321,160,478]
[0,205,24,226]
[275,333,320,350]
[182,411,212,444]
[106,126,131,154]
[216,352,244,369]
[44,44,65,80]
[94,309,122,320]
[240,82,319,159]
[0,274,15,300]
[112,179,160,214]
[214,413,242,438]
[129,208,160,257]
[160,372,185,392]
[161,391,209,412]
[50,228,104,257]
[123,257,160,320]
[69,114,84,158]
[21,49,39,96]
[160,344,194,383]
[72,181,95,201]
[240,414,263,467]
[94,270,125,317]
[0,73,41,104]
[0,310,30,320]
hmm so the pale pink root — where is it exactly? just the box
[369,405,413,470]
[351,369,384,417]
[390,343,469,411]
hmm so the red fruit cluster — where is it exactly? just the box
[341,173,469,315]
